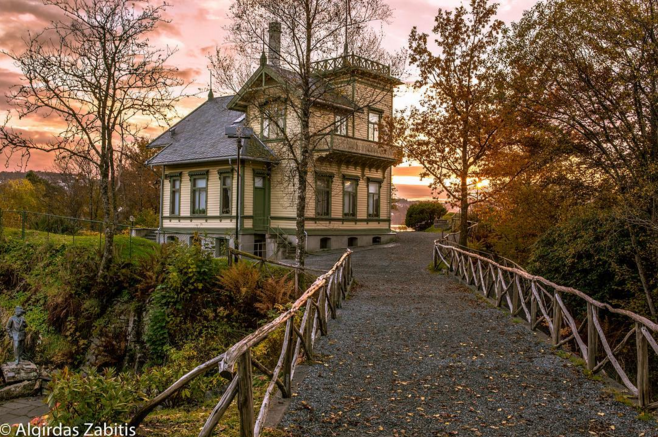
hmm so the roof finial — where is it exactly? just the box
[208,70,214,101]
[343,0,349,57]
[260,29,267,66]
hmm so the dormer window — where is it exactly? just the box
[368,110,382,142]
[334,114,347,136]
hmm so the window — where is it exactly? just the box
[191,176,207,215]
[334,114,347,136]
[170,177,181,215]
[316,175,331,217]
[368,110,382,142]
[254,176,264,188]
[262,104,285,139]
[254,235,266,258]
[320,237,331,250]
[220,173,232,215]
[348,237,358,247]
[343,178,357,217]
[367,181,381,217]
[215,238,229,257]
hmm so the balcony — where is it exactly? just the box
[315,133,400,168]
[312,54,393,79]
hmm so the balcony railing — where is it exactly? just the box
[317,133,398,161]
[312,54,391,77]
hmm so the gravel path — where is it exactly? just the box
[278,232,657,436]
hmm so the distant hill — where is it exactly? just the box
[391,199,414,226]
[0,171,71,186]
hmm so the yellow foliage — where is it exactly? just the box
[0,179,46,212]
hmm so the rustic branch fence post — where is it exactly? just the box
[237,350,254,437]
[303,300,314,359]
[530,289,538,330]
[636,324,650,408]
[282,319,295,398]
[319,285,328,335]
[512,275,520,315]
[587,303,598,371]
[552,292,562,346]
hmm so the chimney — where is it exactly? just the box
[268,22,281,67]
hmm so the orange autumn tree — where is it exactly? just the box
[503,0,658,317]
[400,0,509,246]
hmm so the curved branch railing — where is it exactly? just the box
[434,239,658,409]
[129,248,354,436]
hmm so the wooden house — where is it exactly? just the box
[147,23,401,258]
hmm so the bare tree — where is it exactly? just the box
[210,0,404,265]
[0,0,183,277]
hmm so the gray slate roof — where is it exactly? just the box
[147,95,277,166]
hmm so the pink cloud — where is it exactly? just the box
[0,0,540,172]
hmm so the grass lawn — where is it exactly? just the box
[424,212,456,233]
[1,227,159,261]
[424,226,449,233]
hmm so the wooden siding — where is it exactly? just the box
[162,163,240,230]
[159,69,395,235]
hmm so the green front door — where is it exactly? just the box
[253,173,269,231]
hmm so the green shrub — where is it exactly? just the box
[144,297,169,363]
[47,344,225,426]
[138,344,222,408]
[405,201,448,231]
[528,208,647,314]
[47,367,143,427]
[144,243,221,362]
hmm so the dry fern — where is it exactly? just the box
[254,273,294,316]
[218,262,261,301]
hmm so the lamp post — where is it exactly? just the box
[235,136,242,254]
[129,215,135,260]
[225,125,253,260]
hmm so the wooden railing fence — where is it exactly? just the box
[434,239,658,409]
[128,248,354,436]
[311,54,391,76]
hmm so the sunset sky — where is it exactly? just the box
[0,0,538,200]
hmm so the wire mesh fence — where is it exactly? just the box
[0,209,141,260]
